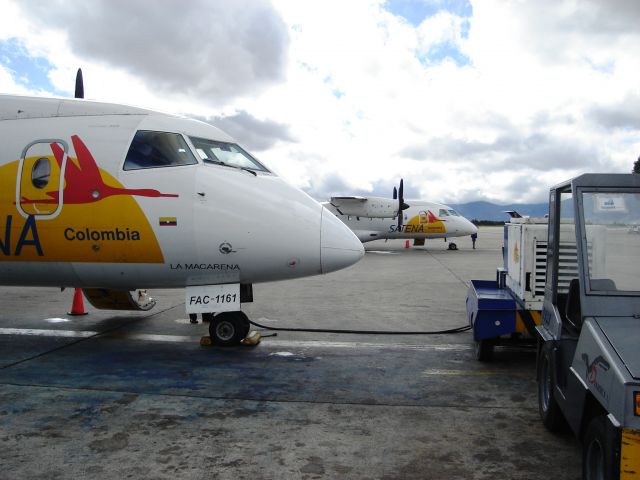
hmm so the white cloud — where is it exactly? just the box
[14,0,289,105]
[1,0,639,205]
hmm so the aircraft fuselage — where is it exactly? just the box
[323,201,478,243]
[0,95,363,289]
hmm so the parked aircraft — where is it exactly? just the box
[325,179,477,250]
[0,72,364,345]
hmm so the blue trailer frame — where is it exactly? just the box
[466,279,517,341]
[466,270,540,361]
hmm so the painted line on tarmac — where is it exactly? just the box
[0,328,471,351]
[423,368,504,376]
[266,339,471,351]
[0,328,198,343]
[108,332,199,343]
[0,328,96,338]
[421,368,532,378]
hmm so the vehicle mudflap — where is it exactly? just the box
[621,428,640,479]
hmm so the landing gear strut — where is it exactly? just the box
[208,311,251,346]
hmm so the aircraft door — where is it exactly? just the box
[16,139,68,219]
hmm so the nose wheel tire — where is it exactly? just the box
[209,311,251,346]
[448,243,458,250]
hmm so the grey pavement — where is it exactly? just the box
[0,227,580,479]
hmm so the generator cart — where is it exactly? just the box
[466,214,607,361]
[537,174,640,480]
[466,216,548,360]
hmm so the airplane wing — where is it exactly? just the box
[330,196,367,202]
[329,196,398,218]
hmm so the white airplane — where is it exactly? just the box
[0,71,364,345]
[324,179,478,250]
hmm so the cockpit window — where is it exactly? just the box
[124,130,197,170]
[31,157,51,189]
[438,209,450,217]
[189,136,269,172]
[448,209,460,216]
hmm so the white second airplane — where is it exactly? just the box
[0,75,364,345]
[324,179,478,250]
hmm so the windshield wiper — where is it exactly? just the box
[204,158,257,176]
[204,158,226,166]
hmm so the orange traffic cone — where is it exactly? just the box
[68,288,88,315]
[405,240,410,248]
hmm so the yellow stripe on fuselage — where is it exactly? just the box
[404,214,446,234]
[1,160,164,263]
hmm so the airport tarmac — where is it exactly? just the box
[0,226,581,479]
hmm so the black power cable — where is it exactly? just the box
[245,244,476,337]
[248,318,471,335]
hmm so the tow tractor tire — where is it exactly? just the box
[582,415,620,480]
[537,343,567,432]
[209,311,250,346]
[474,339,494,362]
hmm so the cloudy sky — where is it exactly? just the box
[1,0,639,204]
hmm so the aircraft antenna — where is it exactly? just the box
[75,68,84,99]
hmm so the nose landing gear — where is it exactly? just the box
[206,311,251,346]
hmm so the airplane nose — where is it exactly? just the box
[320,206,364,274]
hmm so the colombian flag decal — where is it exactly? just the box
[159,217,177,226]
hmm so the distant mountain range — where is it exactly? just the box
[449,201,548,222]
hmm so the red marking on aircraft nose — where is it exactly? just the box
[19,135,178,206]
[427,211,440,223]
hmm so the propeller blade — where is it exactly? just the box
[75,68,84,99]
[397,178,403,229]
[393,186,397,200]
